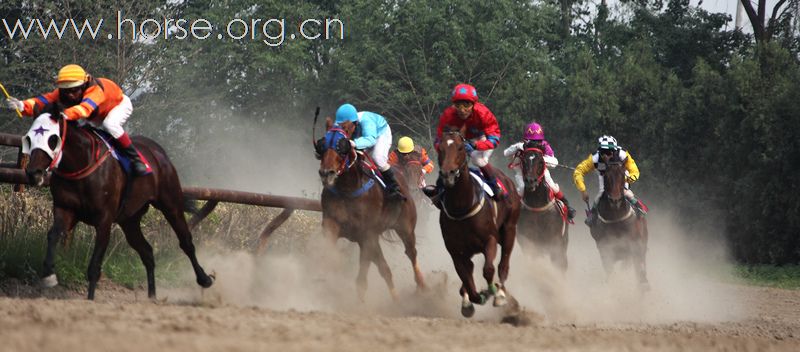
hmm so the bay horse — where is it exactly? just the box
[394,153,427,206]
[436,126,520,317]
[23,109,214,300]
[515,144,569,272]
[590,161,649,290]
[317,118,425,301]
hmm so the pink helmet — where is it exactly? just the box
[523,122,545,140]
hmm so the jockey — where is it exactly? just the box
[423,83,503,201]
[573,135,646,226]
[504,122,575,220]
[4,64,149,176]
[334,103,403,200]
[388,136,435,183]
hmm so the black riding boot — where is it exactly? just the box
[422,178,444,209]
[559,194,576,220]
[119,143,149,176]
[381,168,404,200]
[584,206,598,227]
[479,165,503,200]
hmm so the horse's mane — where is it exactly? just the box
[603,162,626,191]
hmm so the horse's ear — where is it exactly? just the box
[325,116,333,130]
[459,124,467,136]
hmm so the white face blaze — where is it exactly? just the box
[22,113,63,167]
[447,140,454,146]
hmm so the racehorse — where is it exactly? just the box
[590,161,649,290]
[317,118,425,301]
[23,108,214,300]
[515,144,569,272]
[436,126,521,317]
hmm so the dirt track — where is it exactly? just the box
[0,280,798,352]
[2,212,800,352]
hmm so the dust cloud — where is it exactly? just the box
[162,112,745,326]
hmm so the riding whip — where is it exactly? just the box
[311,106,320,147]
[0,82,22,118]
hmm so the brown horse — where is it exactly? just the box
[317,118,425,301]
[394,153,427,205]
[436,126,520,317]
[515,145,569,272]
[590,161,649,290]
[23,110,214,300]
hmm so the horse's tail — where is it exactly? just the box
[183,198,201,216]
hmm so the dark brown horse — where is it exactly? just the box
[515,145,569,272]
[590,161,649,290]
[317,118,425,301]
[23,110,214,300]
[436,126,520,317]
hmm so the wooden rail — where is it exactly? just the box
[0,131,321,254]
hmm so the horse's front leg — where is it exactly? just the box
[482,234,501,306]
[86,219,114,300]
[451,253,482,317]
[495,222,517,307]
[42,207,76,288]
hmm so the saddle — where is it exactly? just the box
[91,129,152,175]
[469,167,508,198]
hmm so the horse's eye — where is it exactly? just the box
[47,135,59,150]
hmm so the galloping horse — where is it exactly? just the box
[317,118,425,301]
[437,126,520,317]
[23,109,214,300]
[515,144,569,272]
[590,161,649,289]
[394,153,427,205]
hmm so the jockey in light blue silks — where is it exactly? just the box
[335,103,403,200]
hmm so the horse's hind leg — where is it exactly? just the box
[87,220,114,300]
[394,222,425,291]
[42,207,76,287]
[496,224,517,307]
[369,237,398,301]
[159,206,213,288]
[119,211,156,298]
[355,241,371,302]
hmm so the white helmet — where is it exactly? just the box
[598,135,618,150]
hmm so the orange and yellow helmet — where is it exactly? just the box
[56,64,89,89]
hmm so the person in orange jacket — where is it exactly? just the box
[388,136,434,187]
[4,64,149,176]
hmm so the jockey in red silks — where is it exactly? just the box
[424,83,504,201]
[4,64,150,176]
[504,121,575,220]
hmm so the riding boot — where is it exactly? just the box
[584,206,598,227]
[479,165,503,200]
[423,178,444,209]
[555,191,576,221]
[381,168,405,201]
[116,133,149,177]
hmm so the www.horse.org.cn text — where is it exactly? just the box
[1,10,345,47]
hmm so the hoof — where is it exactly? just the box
[198,272,214,288]
[493,289,508,307]
[461,304,476,318]
[41,274,58,288]
[639,282,651,293]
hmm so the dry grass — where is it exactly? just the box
[0,184,322,287]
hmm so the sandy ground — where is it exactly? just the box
[1,209,800,352]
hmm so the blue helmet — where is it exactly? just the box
[335,103,358,124]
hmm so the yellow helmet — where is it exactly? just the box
[56,64,89,89]
[397,136,415,153]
